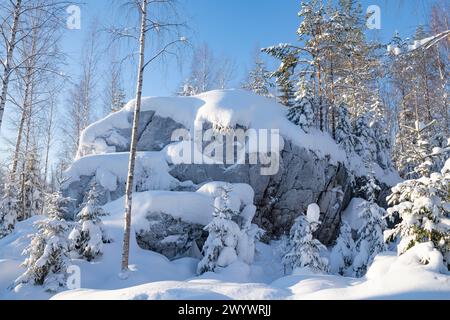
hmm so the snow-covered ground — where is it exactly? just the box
[0,90,446,300]
[1,195,448,300]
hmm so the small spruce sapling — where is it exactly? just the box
[197,184,241,274]
[329,221,355,276]
[387,159,449,269]
[69,183,110,261]
[15,192,72,292]
[352,166,387,277]
[287,79,315,132]
[282,203,329,274]
[0,180,19,238]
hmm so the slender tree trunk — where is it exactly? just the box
[317,62,323,131]
[21,90,33,220]
[121,0,148,272]
[11,67,32,177]
[11,100,28,176]
[419,53,433,123]
[44,99,55,184]
[0,0,22,130]
[329,51,336,139]
[436,52,449,135]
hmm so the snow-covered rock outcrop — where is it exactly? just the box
[62,90,399,249]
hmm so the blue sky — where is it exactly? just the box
[63,0,435,98]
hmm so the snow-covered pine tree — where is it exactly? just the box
[287,78,315,132]
[354,114,379,164]
[329,221,355,276]
[387,159,450,269]
[0,179,19,238]
[18,150,44,220]
[352,111,392,170]
[352,166,387,277]
[282,204,329,274]
[242,54,274,98]
[178,79,197,97]
[262,44,298,107]
[69,183,110,261]
[15,192,72,292]
[332,1,382,120]
[197,185,242,274]
[335,103,359,156]
[389,24,450,179]
[410,122,449,179]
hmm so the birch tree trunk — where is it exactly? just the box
[11,80,30,176]
[0,0,22,130]
[44,97,55,183]
[121,0,148,272]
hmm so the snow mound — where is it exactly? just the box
[196,182,254,207]
[78,89,345,163]
[107,190,212,227]
[306,203,321,223]
[443,158,450,175]
[103,181,254,228]
[64,152,179,192]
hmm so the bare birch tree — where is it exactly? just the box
[7,0,66,178]
[114,0,186,273]
[0,0,70,131]
[216,56,237,90]
[0,0,22,131]
[62,22,101,161]
[103,48,126,114]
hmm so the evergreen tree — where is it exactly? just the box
[282,205,329,274]
[287,78,315,131]
[197,185,242,274]
[18,151,44,220]
[69,183,110,261]
[0,179,19,238]
[329,221,355,276]
[335,104,358,156]
[387,159,449,269]
[178,79,197,97]
[15,192,72,292]
[400,120,448,179]
[242,55,274,98]
[262,44,298,107]
[352,167,387,277]
[389,25,450,179]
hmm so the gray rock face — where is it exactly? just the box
[136,212,206,259]
[164,139,354,245]
[64,114,361,247]
[137,114,185,151]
